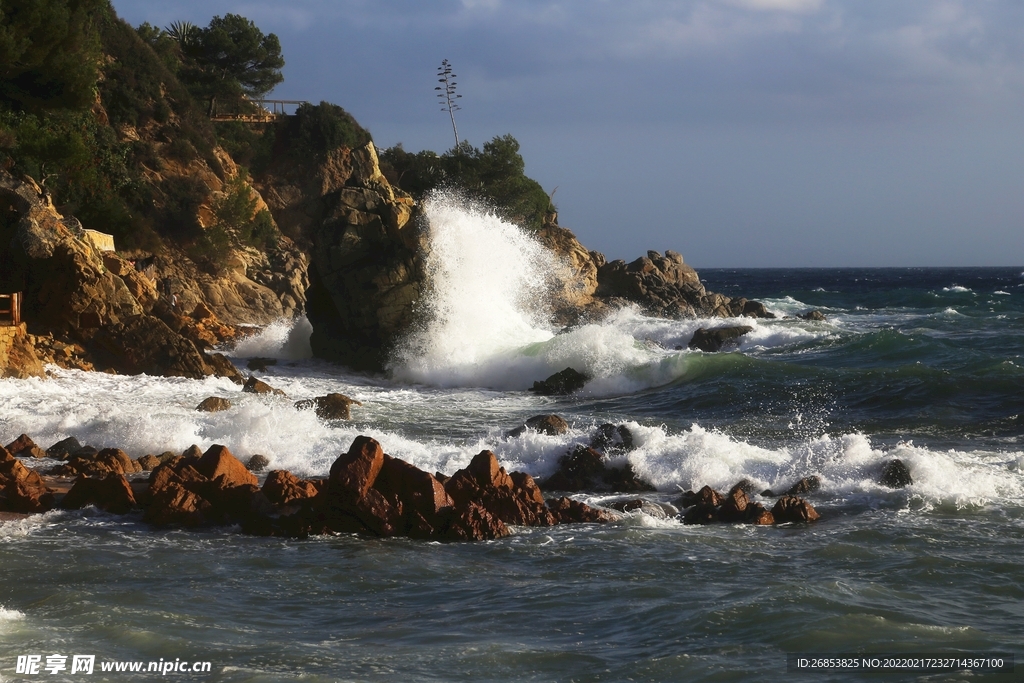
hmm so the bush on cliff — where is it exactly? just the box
[380,134,553,231]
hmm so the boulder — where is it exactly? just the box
[786,476,821,495]
[262,470,319,507]
[675,485,724,509]
[204,353,245,384]
[5,434,45,459]
[294,393,362,420]
[443,450,554,528]
[137,454,162,471]
[144,481,210,527]
[606,498,676,519]
[247,357,277,371]
[46,437,82,460]
[547,497,618,524]
[196,396,232,412]
[60,474,136,514]
[0,447,55,513]
[879,459,913,489]
[246,454,270,472]
[529,367,590,395]
[91,314,212,379]
[543,445,654,493]
[507,414,570,438]
[770,495,820,523]
[196,445,258,488]
[688,326,753,353]
[590,423,634,452]
[799,310,826,321]
[243,376,286,396]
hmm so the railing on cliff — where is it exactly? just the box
[209,98,308,123]
[0,293,21,327]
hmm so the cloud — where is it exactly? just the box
[725,0,823,12]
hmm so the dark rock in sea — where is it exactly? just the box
[246,454,270,472]
[530,367,590,395]
[70,445,99,461]
[243,376,286,396]
[688,326,753,353]
[718,488,750,523]
[196,396,232,412]
[799,310,827,321]
[770,495,820,523]
[181,445,203,460]
[786,476,821,495]
[543,445,654,493]
[49,447,141,478]
[682,503,719,525]
[0,445,55,513]
[507,414,570,438]
[728,479,757,496]
[443,451,555,529]
[5,434,46,459]
[676,485,724,509]
[606,498,675,519]
[247,357,278,372]
[761,489,775,497]
[46,437,83,461]
[879,459,913,488]
[548,496,619,524]
[61,474,136,514]
[294,393,362,420]
[590,423,634,452]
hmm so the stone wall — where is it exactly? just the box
[0,323,26,370]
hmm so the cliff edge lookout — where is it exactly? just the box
[0,292,20,327]
[209,97,307,123]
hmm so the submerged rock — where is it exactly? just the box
[294,393,362,420]
[543,445,654,493]
[786,476,821,495]
[799,310,827,321]
[507,414,570,438]
[196,396,232,412]
[590,423,634,452]
[770,496,820,523]
[61,474,136,514]
[687,326,753,353]
[606,498,676,519]
[246,454,270,473]
[879,459,913,488]
[243,376,286,396]
[530,367,590,396]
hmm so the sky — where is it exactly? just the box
[111,0,1024,267]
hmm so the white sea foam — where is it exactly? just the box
[0,607,24,622]
[942,285,973,293]
[994,290,1010,295]
[228,316,313,360]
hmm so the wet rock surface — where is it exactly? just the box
[688,326,754,353]
[530,367,590,396]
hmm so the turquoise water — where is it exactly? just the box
[1,267,1023,682]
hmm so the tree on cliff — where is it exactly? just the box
[0,0,105,112]
[178,14,285,113]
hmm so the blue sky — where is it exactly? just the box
[112,0,1024,266]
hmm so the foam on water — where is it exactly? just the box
[388,196,830,394]
[227,316,313,360]
[942,285,973,293]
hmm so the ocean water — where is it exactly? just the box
[1,200,1022,681]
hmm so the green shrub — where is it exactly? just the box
[289,101,371,160]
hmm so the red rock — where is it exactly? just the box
[0,452,54,513]
[718,488,749,523]
[771,495,820,523]
[144,481,209,527]
[375,455,453,522]
[262,470,319,507]
[96,448,142,474]
[61,474,137,514]
[466,450,514,490]
[510,471,545,506]
[5,434,45,459]
[445,455,555,527]
[196,445,257,488]
[547,497,618,524]
[697,485,724,507]
[443,502,509,541]
[329,436,384,498]
[294,393,362,420]
[748,505,775,525]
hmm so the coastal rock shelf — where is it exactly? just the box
[0,434,618,542]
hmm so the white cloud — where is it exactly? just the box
[725,0,823,12]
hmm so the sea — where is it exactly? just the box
[1,199,1022,682]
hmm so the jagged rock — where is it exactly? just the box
[49,447,140,478]
[543,445,654,493]
[530,367,590,395]
[507,414,570,438]
[262,470,318,507]
[682,503,719,525]
[688,326,753,352]
[0,446,55,513]
[786,476,821,495]
[590,423,634,452]
[443,450,554,528]
[205,353,244,384]
[92,314,211,379]
[879,459,913,488]
[60,474,136,514]
[195,445,258,488]
[246,454,270,472]
[799,310,826,321]
[675,485,724,509]
[547,497,619,524]
[243,375,286,396]
[137,455,162,471]
[5,434,45,459]
[294,393,362,420]
[181,444,203,459]
[196,396,232,412]
[46,437,82,461]
[2,333,44,378]
[770,495,820,523]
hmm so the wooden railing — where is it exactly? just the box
[0,292,21,326]
[210,98,308,123]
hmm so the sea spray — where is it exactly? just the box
[228,316,313,360]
